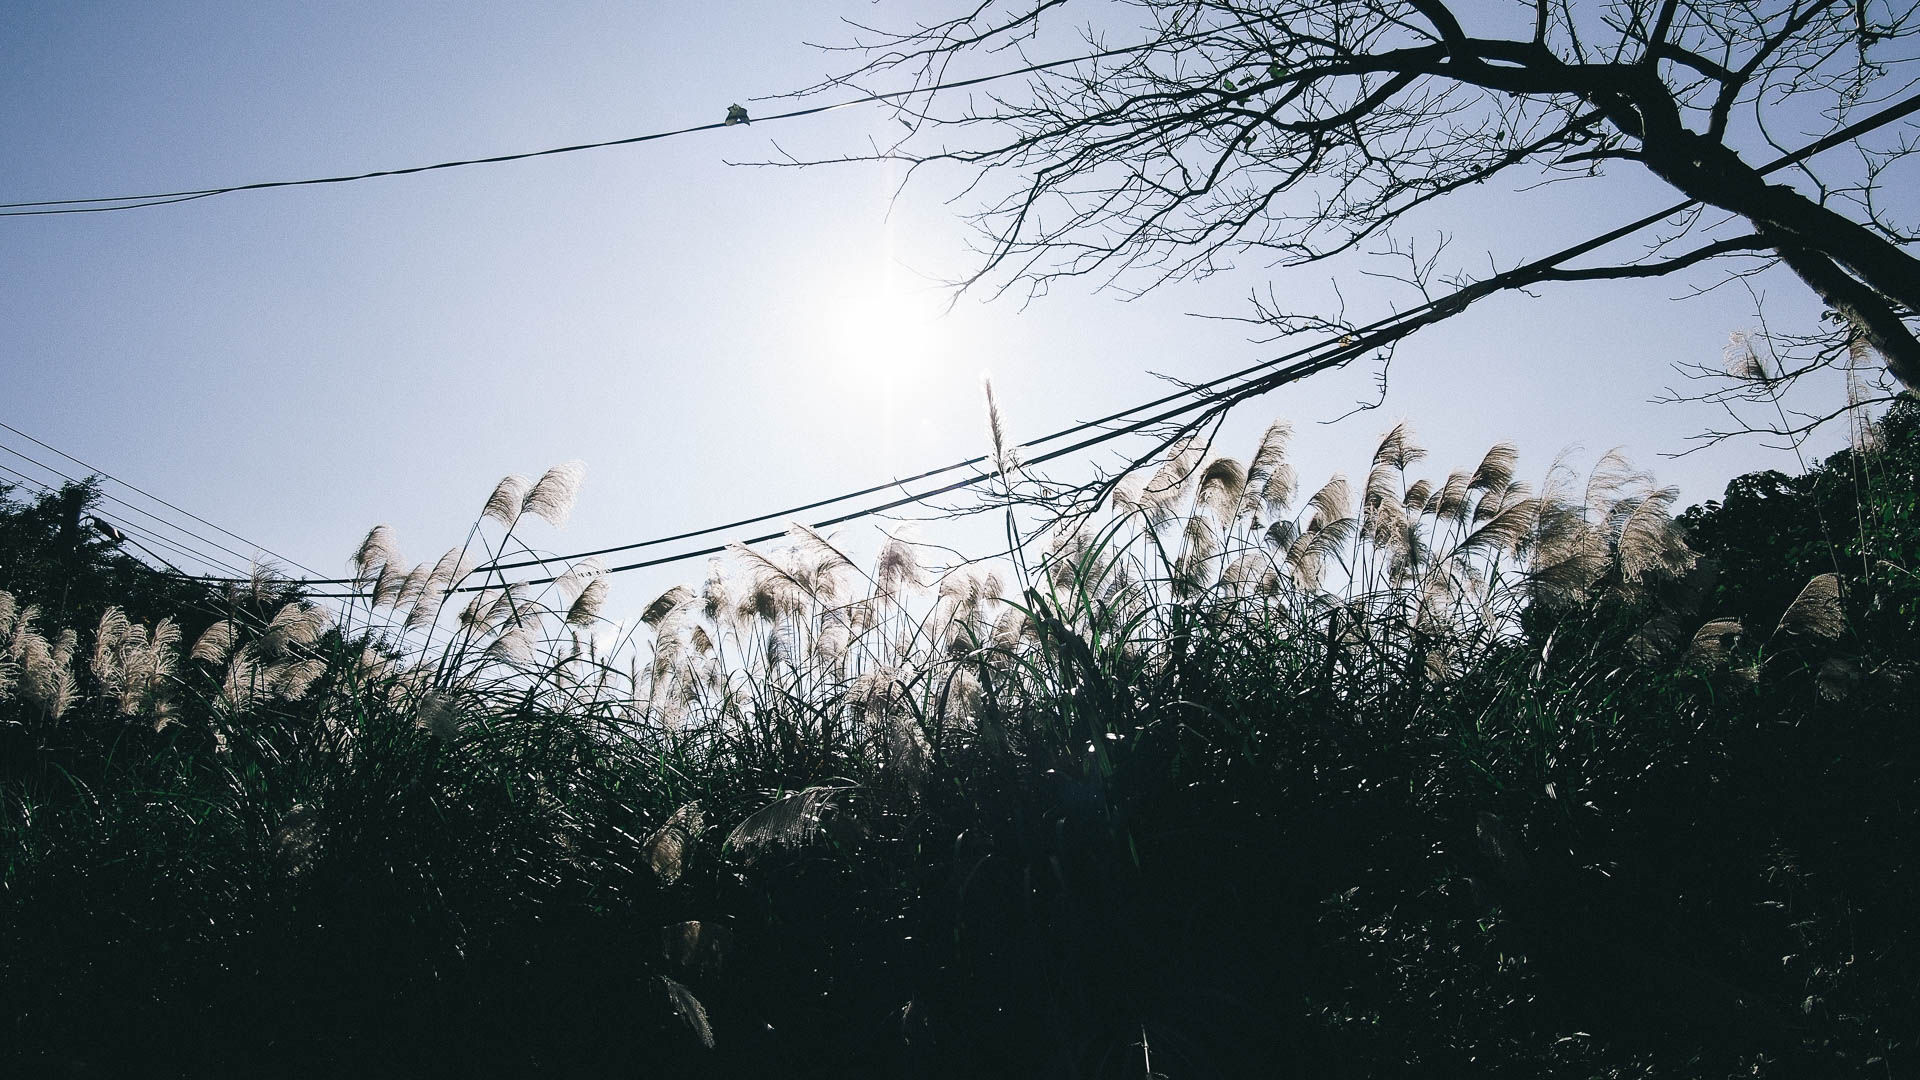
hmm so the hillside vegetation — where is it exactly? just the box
[3,403,1916,1078]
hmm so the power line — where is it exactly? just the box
[0,462,247,576]
[35,90,1920,598]
[0,420,331,580]
[0,25,1262,218]
[0,436,286,576]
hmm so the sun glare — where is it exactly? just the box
[828,277,939,387]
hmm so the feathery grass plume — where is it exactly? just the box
[191,619,238,664]
[791,523,859,591]
[1372,420,1425,472]
[481,584,531,631]
[991,606,1029,649]
[1361,460,1408,545]
[481,473,530,526]
[1681,617,1744,670]
[393,563,434,608]
[414,689,461,742]
[426,547,474,589]
[1609,487,1696,583]
[1724,329,1773,383]
[272,657,328,700]
[1583,449,1655,516]
[729,544,807,622]
[488,627,535,665]
[659,976,715,1050]
[1817,657,1860,701]
[1142,435,1204,525]
[726,785,859,865]
[983,377,1021,474]
[1777,573,1846,640]
[522,461,586,527]
[554,557,607,602]
[875,530,926,601]
[643,585,695,628]
[1304,473,1351,529]
[645,801,705,884]
[701,558,734,623]
[370,561,410,609]
[403,581,446,631]
[0,591,15,635]
[351,525,399,581]
[1195,457,1248,521]
[1436,470,1474,523]
[1243,418,1296,517]
[1174,515,1220,597]
[1467,443,1519,495]
[1264,519,1299,552]
[16,625,78,718]
[1403,478,1434,515]
[261,602,331,658]
[1108,474,1145,514]
[1459,497,1538,559]
[660,921,734,980]
[566,579,610,627]
[219,646,263,711]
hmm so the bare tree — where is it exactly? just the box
[801,0,1920,390]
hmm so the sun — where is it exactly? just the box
[827,275,939,387]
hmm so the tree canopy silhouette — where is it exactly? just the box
[818,0,1920,389]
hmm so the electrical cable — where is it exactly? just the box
[0,23,1266,218]
[0,438,274,576]
[25,91,1920,597]
[0,420,333,580]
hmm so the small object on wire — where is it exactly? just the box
[725,104,751,126]
[88,516,127,544]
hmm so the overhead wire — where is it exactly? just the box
[0,21,1270,218]
[279,84,1920,597]
[8,46,1913,596]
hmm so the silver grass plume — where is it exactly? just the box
[1681,617,1743,670]
[414,689,461,742]
[566,579,610,627]
[1361,460,1408,546]
[1243,418,1296,519]
[1609,487,1695,583]
[1404,479,1434,515]
[1194,457,1247,521]
[427,547,475,589]
[702,558,734,623]
[1468,443,1519,495]
[191,620,239,664]
[1436,471,1474,523]
[272,657,328,700]
[261,602,331,658]
[1305,474,1351,529]
[659,977,715,1050]
[983,377,1021,474]
[644,586,696,628]
[1174,515,1219,597]
[660,921,733,980]
[644,802,705,884]
[481,474,530,526]
[1371,421,1425,472]
[874,531,925,601]
[351,525,399,581]
[522,461,586,527]
[554,557,606,602]
[1724,329,1773,383]
[1776,573,1846,640]
[1142,435,1204,526]
[726,785,861,865]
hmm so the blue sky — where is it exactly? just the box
[2,1,1903,622]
